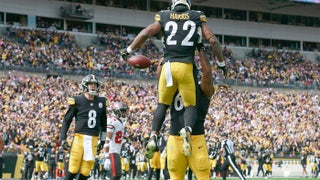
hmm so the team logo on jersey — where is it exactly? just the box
[99,102,103,108]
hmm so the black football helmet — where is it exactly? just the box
[112,101,128,118]
[171,0,191,10]
[80,74,102,95]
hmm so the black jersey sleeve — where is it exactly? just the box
[100,97,108,134]
[60,97,77,140]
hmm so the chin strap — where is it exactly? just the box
[88,90,98,96]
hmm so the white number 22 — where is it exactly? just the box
[165,20,196,46]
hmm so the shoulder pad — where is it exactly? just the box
[199,11,207,23]
[105,98,109,107]
[159,10,168,13]
[155,10,167,21]
[68,97,75,105]
[154,13,161,22]
[99,95,110,107]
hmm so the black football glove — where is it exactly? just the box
[119,48,132,61]
[217,61,228,77]
[97,141,105,152]
[61,140,69,150]
[196,42,206,52]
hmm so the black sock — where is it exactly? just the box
[155,169,160,180]
[64,171,77,180]
[184,106,197,130]
[151,103,169,132]
[78,173,89,180]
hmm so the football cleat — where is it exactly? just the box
[145,135,157,159]
[180,127,192,156]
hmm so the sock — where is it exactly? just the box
[151,103,169,132]
[78,173,89,180]
[64,171,77,180]
[184,106,197,131]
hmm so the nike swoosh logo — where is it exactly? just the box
[198,145,203,149]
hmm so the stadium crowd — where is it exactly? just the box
[0,26,319,159]
[1,26,320,90]
[0,71,319,158]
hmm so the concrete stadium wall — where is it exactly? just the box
[0,0,320,43]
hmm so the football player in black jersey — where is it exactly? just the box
[145,42,212,179]
[120,0,226,158]
[34,143,49,180]
[208,141,219,178]
[60,74,108,180]
[128,144,138,180]
[120,141,131,179]
[166,44,213,179]
[263,149,273,178]
[56,146,66,179]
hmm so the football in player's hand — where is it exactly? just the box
[128,55,151,69]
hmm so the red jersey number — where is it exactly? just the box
[115,131,123,144]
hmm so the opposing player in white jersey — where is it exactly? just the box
[104,102,128,180]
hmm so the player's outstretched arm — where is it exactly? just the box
[201,23,227,76]
[198,46,213,99]
[120,22,161,60]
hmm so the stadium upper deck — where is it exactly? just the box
[0,0,319,59]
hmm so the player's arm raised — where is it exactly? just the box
[130,22,161,51]
[120,21,161,60]
[198,45,213,99]
[201,23,227,76]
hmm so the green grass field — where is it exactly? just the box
[207,178,319,180]
[133,177,319,180]
[208,178,318,180]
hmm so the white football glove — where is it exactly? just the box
[104,158,111,170]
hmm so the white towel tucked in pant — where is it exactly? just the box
[164,61,173,87]
[83,135,94,161]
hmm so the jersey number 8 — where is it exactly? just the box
[88,110,97,128]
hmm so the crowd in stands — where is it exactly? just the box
[1,26,319,90]
[0,26,319,158]
[0,72,319,158]
[0,26,160,79]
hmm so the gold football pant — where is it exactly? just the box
[160,149,167,170]
[68,133,98,176]
[264,163,272,172]
[159,62,196,106]
[149,151,161,169]
[35,161,48,172]
[167,135,210,180]
[240,164,247,172]
[137,161,148,172]
[57,162,65,170]
[121,157,130,172]
[210,158,217,169]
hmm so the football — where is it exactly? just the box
[127,55,151,69]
